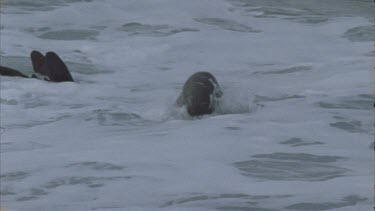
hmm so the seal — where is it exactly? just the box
[0,50,74,82]
[30,50,48,75]
[176,71,223,116]
[0,66,28,78]
[44,51,74,82]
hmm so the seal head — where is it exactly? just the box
[177,71,222,116]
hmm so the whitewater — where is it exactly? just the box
[0,0,373,210]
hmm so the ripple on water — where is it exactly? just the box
[330,120,365,133]
[0,98,18,105]
[279,137,324,147]
[217,206,276,211]
[2,0,61,12]
[4,114,72,130]
[43,176,132,189]
[226,0,373,20]
[66,62,113,75]
[163,193,254,207]
[163,193,291,210]
[38,29,99,40]
[227,1,329,25]
[233,153,349,181]
[24,99,50,109]
[85,109,142,126]
[14,175,132,202]
[2,0,94,12]
[254,95,305,103]
[194,17,260,32]
[285,16,328,24]
[252,153,344,162]
[343,25,373,42]
[225,126,242,130]
[16,188,48,202]
[64,0,94,2]
[24,26,51,33]
[65,161,125,171]
[316,94,372,111]
[285,195,368,210]
[0,188,16,196]
[253,65,312,75]
[0,141,50,153]
[0,171,30,181]
[119,22,199,37]
[129,83,153,92]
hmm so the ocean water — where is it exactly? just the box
[0,0,373,210]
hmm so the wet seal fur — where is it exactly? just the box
[176,71,223,116]
[0,66,29,78]
[1,50,74,82]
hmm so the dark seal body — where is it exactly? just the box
[44,52,74,82]
[0,50,74,82]
[30,50,48,75]
[177,71,222,116]
[0,66,28,78]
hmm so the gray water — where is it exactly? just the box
[0,0,373,210]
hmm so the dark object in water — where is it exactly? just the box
[0,65,29,78]
[30,50,48,75]
[1,50,74,82]
[45,52,74,82]
[176,71,222,116]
